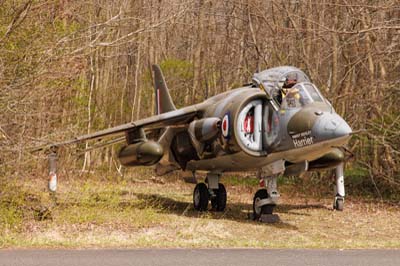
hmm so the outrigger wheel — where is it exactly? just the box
[333,195,344,211]
[193,183,209,211]
[253,189,275,220]
[211,183,227,212]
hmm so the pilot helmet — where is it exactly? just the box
[283,73,298,88]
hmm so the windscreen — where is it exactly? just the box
[303,83,323,102]
[281,83,325,109]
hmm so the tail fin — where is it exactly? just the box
[152,64,176,115]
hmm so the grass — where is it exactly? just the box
[1,171,400,249]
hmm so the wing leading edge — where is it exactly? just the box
[32,107,200,152]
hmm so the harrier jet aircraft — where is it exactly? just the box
[39,65,352,221]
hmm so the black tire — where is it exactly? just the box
[262,204,275,215]
[211,183,227,212]
[334,198,344,211]
[253,189,275,220]
[193,183,209,211]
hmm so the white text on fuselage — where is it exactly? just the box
[291,130,314,148]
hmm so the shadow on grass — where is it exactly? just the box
[133,193,313,230]
[276,204,331,217]
[51,190,329,231]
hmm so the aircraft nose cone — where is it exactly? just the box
[334,120,352,138]
[312,113,352,141]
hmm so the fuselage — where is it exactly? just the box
[181,84,352,172]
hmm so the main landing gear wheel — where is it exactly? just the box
[193,183,209,211]
[333,196,344,211]
[253,189,275,220]
[211,183,227,212]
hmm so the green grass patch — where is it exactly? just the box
[345,165,369,185]
[0,179,36,230]
[1,173,400,248]
[222,174,258,187]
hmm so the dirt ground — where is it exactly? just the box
[1,172,400,248]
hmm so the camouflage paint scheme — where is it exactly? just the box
[41,65,352,218]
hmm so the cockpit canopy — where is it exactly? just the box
[252,66,324,109]
[252,66,310,96]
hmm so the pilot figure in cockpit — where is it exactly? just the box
[276,73,298,105]
[283,73,298,89]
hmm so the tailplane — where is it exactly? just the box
[152,64,176,114]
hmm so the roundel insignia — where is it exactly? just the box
[222,113,229,138]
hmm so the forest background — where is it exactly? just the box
[0,0,399,199]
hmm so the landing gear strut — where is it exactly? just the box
[252,175,280,221]
[333,163,345,211]
[48,148,58,193]
[193,172,227,212]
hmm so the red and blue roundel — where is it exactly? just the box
[222,113,230,138]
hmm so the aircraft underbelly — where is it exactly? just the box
[185,135,350,172]
[186,152,274,172]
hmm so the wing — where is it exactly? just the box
[32,107,200,152]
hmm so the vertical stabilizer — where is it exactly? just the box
[152,64,176,115]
